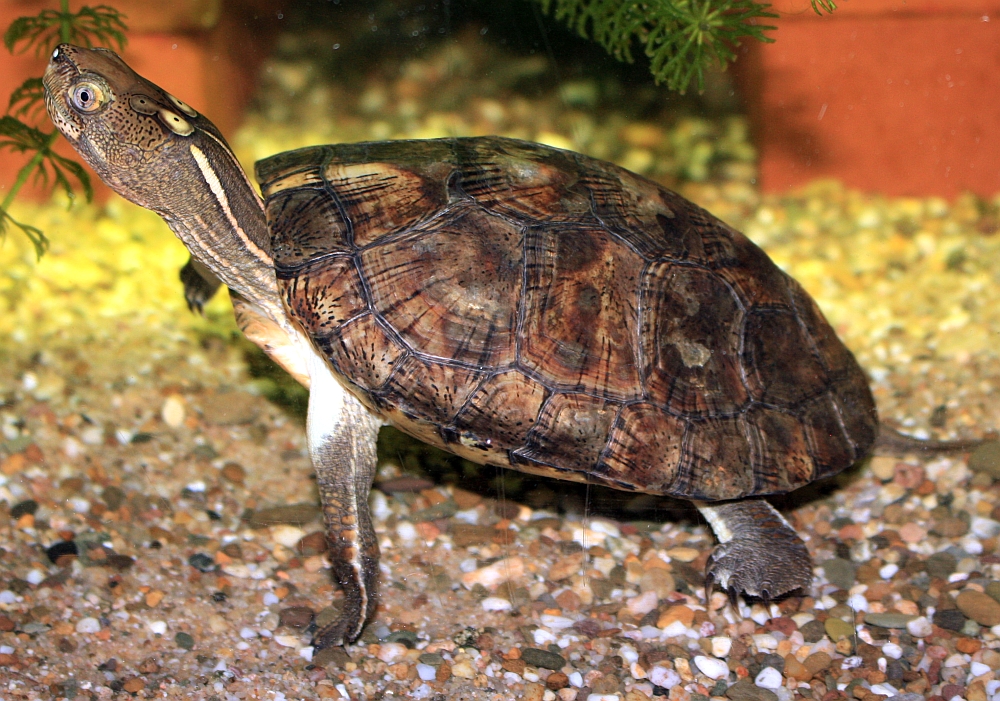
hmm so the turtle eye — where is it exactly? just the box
[71,81,106,113]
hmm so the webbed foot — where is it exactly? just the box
[696,498,812,602]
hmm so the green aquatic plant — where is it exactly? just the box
[535,0,837,93]
[0,1,127,259]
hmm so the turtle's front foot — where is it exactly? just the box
[695,498,812,602]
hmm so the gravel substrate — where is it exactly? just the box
[2,16,1000,701]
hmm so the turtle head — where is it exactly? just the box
[44,44,231,214]
[45,44,278,308]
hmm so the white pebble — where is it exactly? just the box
[185,480,206,493]
[396,521,417,542]
[711,636,732,658]
[262,592,280,606]
[906,616,933,638]
[568,671,584,687]
[847,594,869,612]
[970,661,990,676]
[0,591,17,604]
[626,590,658,616]
[533,628,558,645]
[377,642,408,664]
[417,663,437,681]
[148,620,167,635]
[539,613,575,630]
[618,644,638,664]
[68,497,90,514]
[453,508,480,524]
[755,666,783,689]
[63,437,82,459]
[460,557,525,590]
[481,596,513,612]
[588,520,621,538]
[693,655,729,680]
[221,563,252,578]
[270,525,306,549]
[751,633,778,651]
[273,635,300,647]
[985,680,1000,696]
[586,695,619,701]
[881,642,903,659]
[80,425,103,445]
[239,627,257,639]
[161,395,186,428]
[0,645,13,654]
[25,569,45,585]
[878,563,899,579]
[369,490,391,522]
[299,646,314,662]
[869,683,899,697]
[75,617,101,633]
[648,665,681,689]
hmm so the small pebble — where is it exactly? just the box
[711,636,732,657]
[481,596,513,612]
[377,642,408,664]
[755,666,783,689]
[520,647,566,670]
[906,616,933,638]
[649,665,681,689]
[148,621,167,635]
[417,663,437,681]
[693,655,729,680]
[626,590,658,616]
[75,617,100,634]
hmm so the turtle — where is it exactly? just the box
[42,44,882,650]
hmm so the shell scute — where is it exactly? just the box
[598,403,686,491]
[456,139,593,223]
[361,205,523,367]
[519,224,644,399]
[743,406,814,493]
[318,313,404,393]
[742,307,829,406]
[376,354,485,427]
[324,160,452,247]
[267,186,350,270]
[514,393,619,475]
[282,257,367,337]
[640,262,748,415]
[672,417,755,500]
[452,370,547,455]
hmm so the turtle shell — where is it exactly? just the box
[256,137,877,501]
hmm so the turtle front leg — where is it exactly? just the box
[695,498,812,602]
[305,360,383,649]
[179,256,222,313]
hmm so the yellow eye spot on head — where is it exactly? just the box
[70,81,108,113]
[158,108,194,136]
[129,94,158,115]
[166,92,198,118]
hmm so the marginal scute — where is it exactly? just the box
[268,186,350,269]
[744,406,814,493]
[673,417,755,500]
[520,224,644,399]
[281,257,367,337]
[641,262,748,415]
[319,313,404,393]
[799,393,856,479]
[516,393,619,475]
[599,403,686,490]
[362,205,523,367]
[377,354,485,427]
[452,370,546,454]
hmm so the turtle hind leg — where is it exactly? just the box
[695,498,812,602]
[305,357,383,650]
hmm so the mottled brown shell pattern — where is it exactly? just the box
[256,137,878,501]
